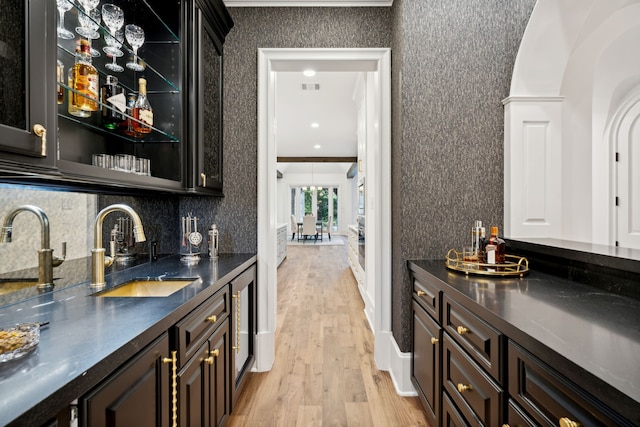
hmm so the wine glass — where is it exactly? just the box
[105,30,124,72]
[56,0,74,40]
[102,4,124,57]
[75,0,100,38]
[77,8,101,57]
[125,24,145,71]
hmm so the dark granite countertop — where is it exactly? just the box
[408,259,640,424]
[0,253,256,426]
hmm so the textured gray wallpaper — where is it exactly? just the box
[390,0,535,351]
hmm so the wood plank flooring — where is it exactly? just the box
[227,242,429,427]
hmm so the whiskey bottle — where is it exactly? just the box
[132,78,153,135]
[67,50,90,118]
[485,226,505,271]
[120,93,137,136]
[72,39,99,112]
[101,75,125,130]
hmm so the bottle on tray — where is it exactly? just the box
[485,226,505,271]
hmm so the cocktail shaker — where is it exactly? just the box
[208,224,219,259]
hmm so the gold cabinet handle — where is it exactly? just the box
[200,172,206,187]
[211,348,220,357]
[457,325,470,335]
[206,315,218,323]
[430,337,439,345]
[559,417,581,427]
[161,351,178,427]
[457,383,473,393]
[416,290,426,297]
[33,124,46,156]
[232,291,241,352]
[204,356,214,364]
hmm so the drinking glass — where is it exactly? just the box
[56,0,74,40]
[77,8,101,56]
[104,30,124,72]
[125,24,145,71]
[75,0,100,38]
[102,4,124,57]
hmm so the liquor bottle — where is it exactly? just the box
[485,226,505,271]
[67,50,91,118]
[132,78,153,135]
[471,220,485,261]
[72,39,99,112]
[101,75,125,130]
[57,60,64,104]
[120,93,137,136]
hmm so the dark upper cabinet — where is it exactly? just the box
[0,0,57,170]
[186,0,232,195]
[0,0,233,194]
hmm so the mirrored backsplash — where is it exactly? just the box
[0,184,97,275]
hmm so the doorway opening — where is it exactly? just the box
[256,48,395,380]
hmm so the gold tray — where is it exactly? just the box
[445,249,529,277]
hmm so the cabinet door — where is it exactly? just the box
[230,264,257,409]
[187,0,232,195]
[81,333,171,427]
[209,320,230,427]
[178,341,210,427]
[411,300,440,426]
[0,0,55,167]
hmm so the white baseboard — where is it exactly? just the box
[384,333,417,396]
[253,330,275,372]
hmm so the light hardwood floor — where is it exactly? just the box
[227,242,429,427]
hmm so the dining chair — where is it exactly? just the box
[302,215,318,242]
[290,214,297,240]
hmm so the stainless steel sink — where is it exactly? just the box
[94,278,198,297]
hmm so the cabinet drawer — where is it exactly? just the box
[174,287,229,368]
[443,334,503,426]
[412,273,441,321]
[443,294,502,381]
[507,399,536,427]
[442,392,468,427]
[508,342,633,427]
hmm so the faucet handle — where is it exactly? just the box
[53,241,66,267]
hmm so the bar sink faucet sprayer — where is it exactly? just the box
[91,204,146,288]
[1,205,66,290]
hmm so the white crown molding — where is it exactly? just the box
[224,0,393,7]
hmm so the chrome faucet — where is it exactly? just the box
[1,205,66,290]
[91,204,146,288]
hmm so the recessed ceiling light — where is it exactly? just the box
[314,144,321,150]
[303,69,316,77]
[311,122,319,128]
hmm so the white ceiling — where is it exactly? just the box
[224,0,392,6]
[276,71,360,159]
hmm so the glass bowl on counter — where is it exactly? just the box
[0,323,40,362]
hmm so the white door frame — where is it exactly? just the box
[255,48,396,379]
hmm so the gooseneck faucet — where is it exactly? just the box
[1,205,66,290]
[91,204,146,288]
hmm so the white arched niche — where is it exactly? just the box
[504,0,640,248]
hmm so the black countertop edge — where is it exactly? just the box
[505,238,640,272]
[407,260,640,425]
[0,253,257,427]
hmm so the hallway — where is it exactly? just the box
[227,243,428,426]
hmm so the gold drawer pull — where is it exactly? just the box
[33,124,47,156]
[211,348,220,357]
[457,325,470,335]
[430,337,439,345]
[161,351,178,427]
[559,417,581,427]
[416,290,426,297]
[201,172,206,187]
[457,383,472,393]
[206,315,218,323]
[204,356,214,364]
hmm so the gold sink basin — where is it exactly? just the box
[95,278,198,297]
[0,279,38,296]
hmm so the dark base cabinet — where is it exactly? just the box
[408,260,638,427]
[81,333,171,427]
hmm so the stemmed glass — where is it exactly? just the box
[125,24,145,71]
[102,4,124,57]
[105,29,124,72]
[75,0,100,38]
[77,8,101,57]
[56,0,74,40]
